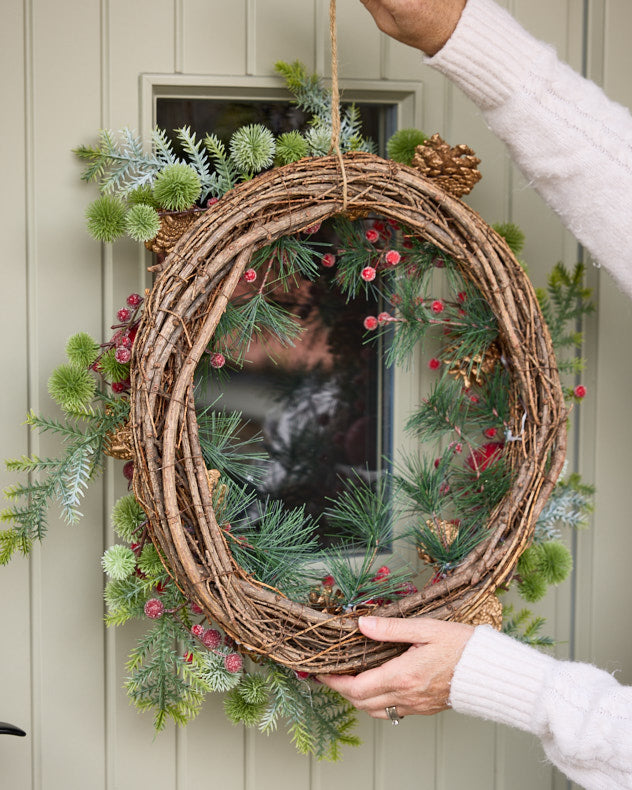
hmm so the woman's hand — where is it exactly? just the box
[358,0,467,55]
[318,616,474,719]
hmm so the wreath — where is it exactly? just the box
[0,50,594,758]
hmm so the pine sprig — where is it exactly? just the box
[323,472,396,547]
[203,133,239,197]
[196,406,267,483]
[501,604,555,647]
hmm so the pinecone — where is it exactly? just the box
[417,518,460,565]
[461,594,503,630]
[411,133,482,198]
[445,341,501,389]
[145,210,200,255]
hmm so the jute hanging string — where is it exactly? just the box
[129,7,567,672]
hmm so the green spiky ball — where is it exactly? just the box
[153,163,201,211]
[100,348,130,383]
[65,332,99,368]
[125,203,162,242]
[275,131,309,166]
[230,124,276,175]
[138,543,164,577]
[48,363,96,412]
[304,125,331,157]
[127,184,161,209]
[224,688,267,726]
[517,572,548,603]
[102,544,137,580]
[112,494,146,541]
[86,195,127,242]
[536,540,573,585]
[492,222,526,256]
[386,128,428,166]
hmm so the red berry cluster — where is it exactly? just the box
[91,292,144,395]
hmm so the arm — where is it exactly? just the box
[360,0,632,295]
[320,617,632,790]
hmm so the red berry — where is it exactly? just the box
[322,574,335,587]
[396,582,418,596]
[115,346,131,364]
[303,222,321,235]
[207,197,219,207]
[321,253,336,268]
[111,381,125,394]
[433,256,445,268]
[191,624,205,638]
[144,598,164,620]
[224,653,243,673]
[117,335,132,348]
[390,293,402,306]
[457,292,467,303]
[428,357,441,370]
[434,457,441,469]
[210,352,225,369]
[190,603,204,615]
[377,311,392,324]
[184,652,194,663]
[361,266,376,282]
[243,268,257,283]
[483,427,497,439]
[295,670,310,680]
[117,307,132,323]
[374,565,390,580]
[363,316,379,331]
[431,300,445,314]
[365,229,379,243]
[385,249,401,266]
[574,384,587,399]
[130,542,142,556]
[202,628,221,649]
[127,293,142,307]
[123,461,134,481]
[155,581,168,594]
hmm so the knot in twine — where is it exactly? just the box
[329,0,348,210]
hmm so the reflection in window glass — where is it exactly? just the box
[156,97,396,546]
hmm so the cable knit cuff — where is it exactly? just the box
[425,0,557,110]
[449,625,557,735]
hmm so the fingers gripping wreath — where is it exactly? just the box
[130,152,566,673]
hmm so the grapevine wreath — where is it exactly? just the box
[1,7,594,758]
[131,150,566,673]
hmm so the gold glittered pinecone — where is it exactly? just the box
[445,341,501,390]
[412,133,482,198]
[104,422,134,461]
[145,210,199,256]
[461,594,503,631]
[417,518,460,565]
[309,584,345,614]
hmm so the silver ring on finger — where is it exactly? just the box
[385,705,403,725]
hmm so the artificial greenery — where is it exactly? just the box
[1,59,596,758]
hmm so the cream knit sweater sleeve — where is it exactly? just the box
[449,627,632,789]
[426,0,632,297]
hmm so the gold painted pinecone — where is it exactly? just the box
[104,422,134,460]
[412,133,482,198]
[417,518,460,565]
[445,342,501,390]
[461,594,503,631]
[145,210,200,256]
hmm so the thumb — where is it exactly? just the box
[358,615,442,644]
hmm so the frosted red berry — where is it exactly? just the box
[243,268,257,283]
[191,624,205,638]
[111,381,125,394]
[321,253,336,268]
[127,293,142,307]
[466,442,504,471]
[144,598,164,620]
[483,427,497,439]
[190,603,204,615]
[224,653,243,673]
[115,346,131,364]
[365,229,379,243]
[303,222,321,235]
[374,565,390,580]
[207,197,219,207]
[377,312,392,324]
[431,300,445,314]
[210,352,225,369]
[295,670,310,680]
[184,652,193,663]
[363,316,379,331]
[428,357,441,370]
[361,266,376,282]
[117,307,132,323]
[202,628,221,649]
[322,574,335,587]
[574,384,587,399]
[385,250,401,266]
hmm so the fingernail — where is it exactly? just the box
[358,616,377,627]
